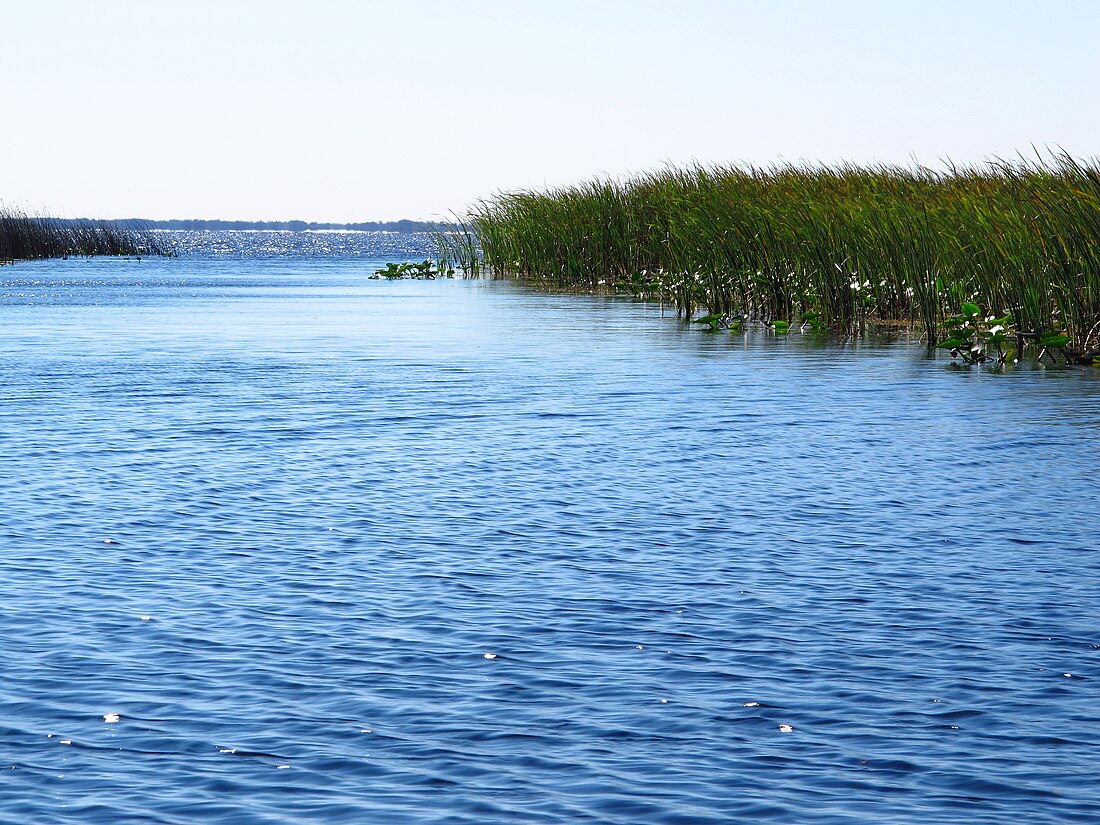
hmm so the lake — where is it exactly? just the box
[1,232,1098,823]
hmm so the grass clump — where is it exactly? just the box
[437,152,1100,356]
[0,206,171,262]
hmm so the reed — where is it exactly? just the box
[439,153,1100,353]
[0,206,171,262]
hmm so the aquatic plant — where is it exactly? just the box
[371,259,453,280]
[799,312,826,332]
[937,304,1016,365]
[0,206,171,261]
[437,153,1100,357]
[430,215,482,277]
[691,312,726,333]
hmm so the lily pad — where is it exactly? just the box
[1040,332,1070,348]
[937,338,968,349]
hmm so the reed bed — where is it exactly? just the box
[0,206,170,262]
[436,154,1100,352]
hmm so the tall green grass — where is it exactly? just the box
[0,206,170,262]
[437,153,1100,352]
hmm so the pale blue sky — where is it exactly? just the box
[2,0,1097,221]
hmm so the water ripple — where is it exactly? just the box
[0,239,1098,822]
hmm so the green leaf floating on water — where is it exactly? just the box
[772,321,790,333]
[690,312,726,332]
[1040,333,1070,348]
[937,338,967,349]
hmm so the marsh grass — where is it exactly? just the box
[0,206,171,262]
[439,153,1100,353]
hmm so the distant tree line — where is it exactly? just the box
[71,218,444,233]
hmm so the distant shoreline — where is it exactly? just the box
[58,218,444,233]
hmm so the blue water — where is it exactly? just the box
[1,233,1098,823]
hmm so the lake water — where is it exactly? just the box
[1,232,1098,823]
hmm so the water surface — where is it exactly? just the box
[1,233,1098,823]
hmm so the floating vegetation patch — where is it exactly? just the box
[436,153,1100,360]
[370,260,454,280]
[936,304,1018,365]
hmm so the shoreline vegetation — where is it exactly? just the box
[433,153,1100,361]
[1,206,171,262]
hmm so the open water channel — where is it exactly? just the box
[0,232,1097,823]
